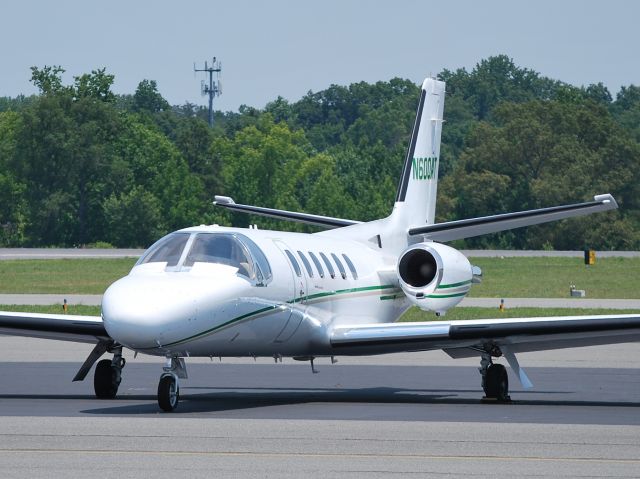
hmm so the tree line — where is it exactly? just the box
[0,55,638,249]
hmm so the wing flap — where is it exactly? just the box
[0,311,109,344]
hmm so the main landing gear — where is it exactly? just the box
[94,347,126,399]
[157,357,188,412]
[479,352,510,402]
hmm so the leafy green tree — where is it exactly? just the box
[583,82,612,105]
[2,59,638,250]
[215,116,317,229]
[103,187,163,247]
[612,84,640,142]
[73,68,116,102]
[439,55,564,119]
[0,111,27,245]
[133,79,170,113]
[109,116,205,234]
[448,100,640,249]
[30,65,67,95]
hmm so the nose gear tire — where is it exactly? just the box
[158,374,180,412]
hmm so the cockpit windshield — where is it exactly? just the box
[184,234,251,273]
[137,233,190,267]
[135,231,272,284]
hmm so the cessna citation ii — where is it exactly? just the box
[2,78,639,412]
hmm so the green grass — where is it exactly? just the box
[0,258,136,294]
[468,256,640,299]
[399,306,640,322]
[0,256,638,299]
[0,304,101,315]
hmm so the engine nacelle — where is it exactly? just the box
[397,242,473,314]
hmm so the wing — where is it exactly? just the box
[213,195,361,229]
[0,311,113,381]
[0,311,109,344]
[330,313,640,357]
[408,194,617,241]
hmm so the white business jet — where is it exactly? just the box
[2,78,639,412]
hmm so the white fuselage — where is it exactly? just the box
[102,225,410,358]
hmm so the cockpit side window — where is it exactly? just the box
[136,233,190,267]
[236,233,272,285]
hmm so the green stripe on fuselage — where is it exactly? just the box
[156,284,399,349]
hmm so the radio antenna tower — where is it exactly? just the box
[194,57,222,127]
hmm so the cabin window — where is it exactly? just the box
[319,252,335,279]
[137,233,190,267]
[297,251,314,277]
[331,253,347,279]
[285,250,302,277]
[308,252,324,278]
[342,254,358,280]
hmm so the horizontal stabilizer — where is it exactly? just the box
[214,196,361,229]
[409,194,618,241]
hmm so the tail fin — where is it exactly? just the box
[393,78,445,228]
[318,77,445,251]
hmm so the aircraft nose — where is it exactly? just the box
[102,275,197,350]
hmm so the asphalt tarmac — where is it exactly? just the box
[0,339,638,478]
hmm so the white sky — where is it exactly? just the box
[1,0,638,111]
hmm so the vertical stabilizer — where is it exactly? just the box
[393,78,445,228]
[318,77,445,253]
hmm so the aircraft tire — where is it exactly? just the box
[158,374,179,412]
[94,359,120,399]
[484,363,509,402]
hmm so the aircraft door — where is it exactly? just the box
[273,240,308,303]
[273,240,307,343]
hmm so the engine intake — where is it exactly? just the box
[397,242,473,314]
[398,247,438,287]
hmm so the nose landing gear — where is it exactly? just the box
[157,357,187,412]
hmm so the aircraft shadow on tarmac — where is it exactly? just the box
[69,386,640,416]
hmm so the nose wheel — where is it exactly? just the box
[158,374,180,412]
[157,357,187,412]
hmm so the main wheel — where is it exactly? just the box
[94,359,121,399]
[483,363,509,402]
[158,375,179,412]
